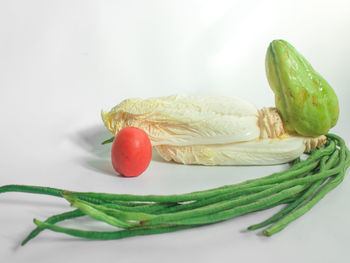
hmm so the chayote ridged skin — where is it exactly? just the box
[266,39,339,136]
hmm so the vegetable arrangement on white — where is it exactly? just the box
[0,40,349,244]
[101,39,337,166]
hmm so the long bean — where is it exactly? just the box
[248,182,325,231]
[0,185,105,204]
[141,183,311,226]
[263,170,345,236]
[262,136,350,236]
[65,195,155,223]
[103,202,177,213]
[248,151,339,230]
[150,185,307,226]
[0,185,63,197]
[63,195,132,228]
[151,184,276,215]
[249,135,348,234]
[33,219,195,240]
[21,209,84,245]
[32,195,302,241]
[139,161,340,227]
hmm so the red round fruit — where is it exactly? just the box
[111,127,152,177]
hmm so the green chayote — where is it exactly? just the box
[265,39,339,136]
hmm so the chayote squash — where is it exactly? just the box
[265,39,339,136]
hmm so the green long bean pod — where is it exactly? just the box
[263,169,346,236]
[30,195,300,242]
[152,184,276,215]
[33,219,196,240]
[108,200,156,207]
[140,182,311,227]
[0,185,63,197]
[0,185,105,204]
[65,195,156,222]
[248,150,339,231]
[103,202,177,213]
[142,163,339,227]
[25,195,300,244]
[21,209,84,246]
[64,195,132,228]
[142,138,345,227]
[84,184,279,219]
[247,179,325,231]
[262,137,349,236]
[150,185,307,226]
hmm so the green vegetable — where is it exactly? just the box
[266,40,339,136]
[21,209,83,246]
[101,136,114,145]
[63,194,132,228]
[33,219,194,240]
[0,134,349,244]
[247,150,340,231]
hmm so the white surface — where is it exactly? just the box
[1,0,350,262]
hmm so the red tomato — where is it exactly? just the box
[111,127,152,177]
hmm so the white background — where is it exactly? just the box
[1,0,350,262]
